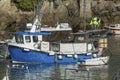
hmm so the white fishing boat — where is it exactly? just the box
[78,56,109,66]
[105,24,120,34]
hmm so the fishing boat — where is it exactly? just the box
[105,24,120,34]
[6,15,105,64]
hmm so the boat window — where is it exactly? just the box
[25,36,31,43]
[33,36,38,42]
[74,34,85,43]
[15,35,24,43]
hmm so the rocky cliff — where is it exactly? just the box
[40,0,120,31]
[0,0,120,40]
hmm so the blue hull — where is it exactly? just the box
[8,46,95,64]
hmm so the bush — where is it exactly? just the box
[12,0,42,11]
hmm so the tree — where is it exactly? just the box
[13,0,41,11]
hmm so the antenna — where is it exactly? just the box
[30,0,44,32]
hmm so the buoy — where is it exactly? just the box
[93,54,97,58]
[74,55,78,58]
[58,55,62,59]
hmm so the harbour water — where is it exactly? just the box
[0,35,120,80]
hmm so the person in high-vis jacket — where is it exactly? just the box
[90,17,101,29]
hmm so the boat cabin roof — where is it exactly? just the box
[14,31,51,35]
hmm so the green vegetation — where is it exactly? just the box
[12,0,42,11]
[48,0,56,2]
[12,0,57,11]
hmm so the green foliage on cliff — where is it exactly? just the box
[48,0,56,2]
[13,0,42,11]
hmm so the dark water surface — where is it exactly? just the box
[0,35,120,80]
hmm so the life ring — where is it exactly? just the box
[41,42,49,48]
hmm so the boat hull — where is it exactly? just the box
[105,24,120,34]
[110,29,120,34]
[8,46,96,64]
[78,56,109,66]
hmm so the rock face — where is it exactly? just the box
[40,0,120,31]
[91,0,120,24]
[0,0,120,40]
[41,0,80,26]
[0,0,33,40]
[0,0,17,40]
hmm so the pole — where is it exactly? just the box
[83,0,86,32]
[83,0,88,52]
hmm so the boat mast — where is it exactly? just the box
[82,0,88,52]
[30,0,44,32]
[83,0,86,32]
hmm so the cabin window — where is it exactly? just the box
[74,34,85,43]
[15,35,24,43]
[25,36,31,43]
[33,36,38,42]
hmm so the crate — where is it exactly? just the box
[99,43,107,48]
[99,38,108,48]
[99,38,107,43]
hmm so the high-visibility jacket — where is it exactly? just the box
[90,17,101,26]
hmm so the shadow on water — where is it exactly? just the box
[0,60,10,80]
[1,35,120,80]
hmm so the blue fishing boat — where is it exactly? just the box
[7,16,103,64]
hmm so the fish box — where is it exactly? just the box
[99,43,107,48]
[99,38,107,44]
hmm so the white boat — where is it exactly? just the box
[78,56,109,66]
[105,24,120,34]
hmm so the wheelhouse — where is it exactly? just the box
[14,31,51,44]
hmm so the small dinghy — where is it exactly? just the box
[78,56,109,66]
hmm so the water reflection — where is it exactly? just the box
[7,63,77,80]
[10,64,56,80]
[0,60,9,80]
[108,35,120,80]
[113,35,120,40]
[0,63,109,80]
[65,65,108,80]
